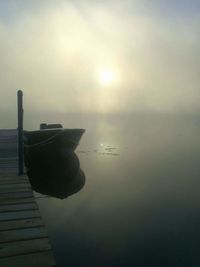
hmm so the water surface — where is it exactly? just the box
[34,113,200,267]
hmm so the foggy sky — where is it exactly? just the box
[0,0,199,123]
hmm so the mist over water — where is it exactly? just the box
[0,1,199,266]
[34,112,200,267]
[0,0,200,119]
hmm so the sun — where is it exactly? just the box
[98,68,117,86]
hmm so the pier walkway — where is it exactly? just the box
[0,130,56,266]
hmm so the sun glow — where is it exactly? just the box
[98,68,118,86]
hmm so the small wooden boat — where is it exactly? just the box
[24,124,85,169]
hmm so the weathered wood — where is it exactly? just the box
[0,173,28,181]
[0,251,56,267]
[0,129,56,265]
[0,191,33,200]
[0,210,41,221]
[0,177,28,182]
[0,203,37,212]
[0,227,48,243]
[0,130,18,172]
[0,180,29,185]
[0,179,29,185]
[0,238,51,257]
[0,183,31,189]
[17,90,24,175]
[0,176,28,181]
[0,197,35,205]
[0,218,45,231]
[0,187,32,194]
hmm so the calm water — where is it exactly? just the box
[34,113,200,267]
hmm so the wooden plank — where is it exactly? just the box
[0,172,23,177]
[0,159,17,162]
[0,163,17,166]
[0,187,32,193]
[0,129,17,135]
[0,238,51,257]
[0,180,29,185]
[0,164,17,167]
[0,175,28,181]
[0,251,56,267]
[0,210,41,221]
[0,174,28,181]
[0,203,38,212]
[0,197,35,205]
[0,183,31,189]
[0,218,45,231]
[0,169,18,173]
[0,159,18,163]
[0,151,17,154]
[0,163,18,167]
[0,175,28,180]
[0,227,48,243]
[0,130,56,265]
[0,192,33,200]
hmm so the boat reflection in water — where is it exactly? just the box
[24,124,86,199]
[26,152,85,199]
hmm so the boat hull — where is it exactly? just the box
[24,128,85,169]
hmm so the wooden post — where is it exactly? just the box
[17,90,24,175]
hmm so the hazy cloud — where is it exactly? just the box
[0,0,199,122]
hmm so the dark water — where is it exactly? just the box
[33,113,200,267]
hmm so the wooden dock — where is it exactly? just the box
[0,130,56,266]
